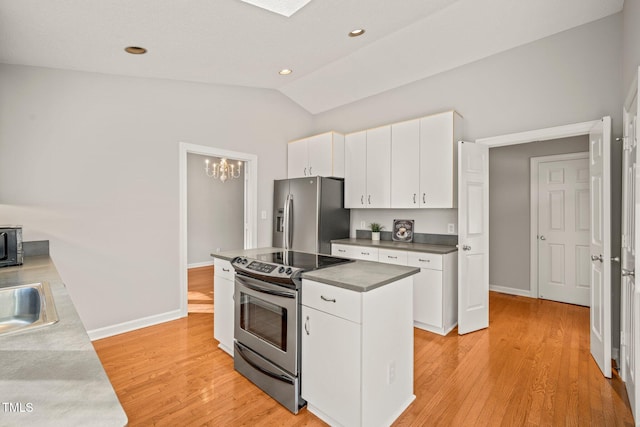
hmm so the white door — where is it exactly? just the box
[590,116,612,378]
[621,72,639,420]
[458,141,489,335]
[537,155,590,306]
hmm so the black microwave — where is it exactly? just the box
[0,226,23,268]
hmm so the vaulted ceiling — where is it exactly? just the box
[0,0,624,114]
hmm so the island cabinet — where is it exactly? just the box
[331,243,458,336]
[213,258,234,356]
[344,126,391,208]
[288,132,345,178]
[301,278,415,427]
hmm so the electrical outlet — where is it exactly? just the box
[360,221,366,229]
[387,361,396,384]
[447,223,455,234]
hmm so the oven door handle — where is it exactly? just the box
[235,343,295,385]
[236,275,296,299]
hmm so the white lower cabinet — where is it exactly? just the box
[331,243,458,336]
[301,279,414,427]
[213,258,234,356]
[301,305,361,427]
[408,252,458,336]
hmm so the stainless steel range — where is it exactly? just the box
[231,250,352,414]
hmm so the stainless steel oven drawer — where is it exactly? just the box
[234,341,304,414]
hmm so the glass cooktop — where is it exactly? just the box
[254,250,352,272]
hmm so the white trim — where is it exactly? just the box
[530,152,589,299]
[476,120,599,148]
[489,284,533,298]
[188,261,215,269]
[179,142,258,318]
[87,309,182,341]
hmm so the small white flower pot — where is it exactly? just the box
[371,232,380,241]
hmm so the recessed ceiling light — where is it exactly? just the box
[125,46,147,55]
[279,69,293,75]
[348,29,365,37]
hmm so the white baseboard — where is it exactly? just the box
[87,309,184,341]
[188,261,215,269]
[489,284,534,298]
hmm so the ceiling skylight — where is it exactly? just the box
[239,0,312,17]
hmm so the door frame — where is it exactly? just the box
[529,151,590,300]
[178,142,258,317]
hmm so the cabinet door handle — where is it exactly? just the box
[418,259,430,263]
[320,295,336,303]
[368,195,371,204]
[309,166,312,175]
[222,268,230,272]
[361,252,369,255]
[413,193,416,204]
[305,316,310,335]
[304,167,307,176]
[388,256,397,259]
[361,195,364,205]
[422,193,426,204]
[338,249,346,253]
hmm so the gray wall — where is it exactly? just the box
[489,136,589,292]
[623,0,640,93]
[313,14,622,140]
[313,13,623,244]
[0,64,313,332]
[187,153,244,265]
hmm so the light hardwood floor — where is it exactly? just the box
[93,274,635,426]
[187,266,214,314]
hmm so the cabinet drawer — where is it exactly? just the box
[214,258,235,280]
[351,247,378,261]
[332,244,353,258]
[332,244,378,262]
[378,249,408,266]
[302,279,361,324]
[407,252,442,270]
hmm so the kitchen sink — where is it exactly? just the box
[0,282,59,337]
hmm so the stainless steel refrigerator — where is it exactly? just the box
[273,177,350,255]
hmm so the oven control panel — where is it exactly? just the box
[231,256,300,282]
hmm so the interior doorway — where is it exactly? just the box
[531,152,590,306]
[178,142,258,317]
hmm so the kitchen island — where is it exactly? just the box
[0,255,127,427]
[212,248,418,427]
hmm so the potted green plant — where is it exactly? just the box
[369,223,384,241]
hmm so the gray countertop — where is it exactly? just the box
[211,247,419,292]
[331,238,458,254]
[0,256,128,427]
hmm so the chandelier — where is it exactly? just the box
[205,158,242,183]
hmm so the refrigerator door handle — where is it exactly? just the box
[283,194,293,249]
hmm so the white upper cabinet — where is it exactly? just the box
[287,132,345,178]
[419,111,463,208]
[345,127,391,208]
[391,119,421,208]
[365,126,391,208]
[345,131,367,208]
[347,110,462,209]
